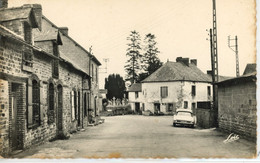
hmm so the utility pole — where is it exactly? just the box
[228,35,240,77]
[211,0,219,127]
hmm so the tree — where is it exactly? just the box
[124,30,142,84]
[142,33,162,78]
[104,74,126,100]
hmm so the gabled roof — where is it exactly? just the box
[243,63,256,75]
[42,16,101,70]
[217,63,257,86]
[0,4,41,29]
[127,83,142,92]
[0,24,23,41]
[216,71,256,86]
[34,27,62,45]
[142,61,211,83]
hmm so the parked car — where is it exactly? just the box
[173,109,195,128]
[142,110,153,116]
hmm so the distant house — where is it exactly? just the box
[217,63,256,140]
[141,57,213,114]
[127,83,143,114]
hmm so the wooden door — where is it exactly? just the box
[11,96,18,150]
[57,85,63,133]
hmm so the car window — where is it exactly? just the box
[177,112,191,116]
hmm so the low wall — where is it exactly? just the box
[196,108,216,128]
[101,104,132,116]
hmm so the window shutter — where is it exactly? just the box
[27,84,33,128]
[71,91,75,120]
[75,92,78,119]
[40,82,44,124]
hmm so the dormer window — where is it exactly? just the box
[24,22,33,44]
[22,46,33,72]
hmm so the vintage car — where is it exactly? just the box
[173,109,195,127]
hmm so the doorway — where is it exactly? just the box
[9,83,23,151]
[135,103,140,114]
[77,91,81,126]
[154,103,160,114]
[57,85,63,135]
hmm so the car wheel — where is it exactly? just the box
[191,124,194,128]
[173,123,176,127]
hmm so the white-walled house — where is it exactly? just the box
[141,57,213,114]
[127,83,144,114]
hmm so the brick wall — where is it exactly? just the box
[218,80,256,140]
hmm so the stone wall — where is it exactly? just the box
[218,80,256,140]
[0,79,9,156]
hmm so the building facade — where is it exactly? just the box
[0,2,101,156]
[141,57,212,114]
[127,83,143,114]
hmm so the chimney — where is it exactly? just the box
[190,59,197,66]
[207,70,212,75]
[176,57,189,66]
[59,27,68,35]
[0,0,8,8]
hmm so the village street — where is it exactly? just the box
[12,115,256,159]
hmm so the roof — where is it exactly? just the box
[243,63,256,75]
[0,24,24,41]
[127,83,142,92]
[0,7,31,21]
[0,4,41,29]
[217,70,256,86]
[34,28,62,45]
[42,16,101,70]
[142,61,212,83]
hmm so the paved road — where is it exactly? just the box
[13,115,256,159]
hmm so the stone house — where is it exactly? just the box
[127,83,143,114]
[0,2,101,156]
[141,57,212,114]
[217,64,256,140]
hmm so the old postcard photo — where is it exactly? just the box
[0,0,257,160]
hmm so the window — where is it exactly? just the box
[48,83,55,124]
[167,103,173,112]
[192,103,196,109]
[160,86,168,98]
[52,59,59,78]
[184,101,188,109]
[27,80,40,128]
[207,86,211,96]
[191,85,196,96]
[135,92,139,99]
[22,46,33,70]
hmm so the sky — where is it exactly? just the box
[9,0,256,88]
